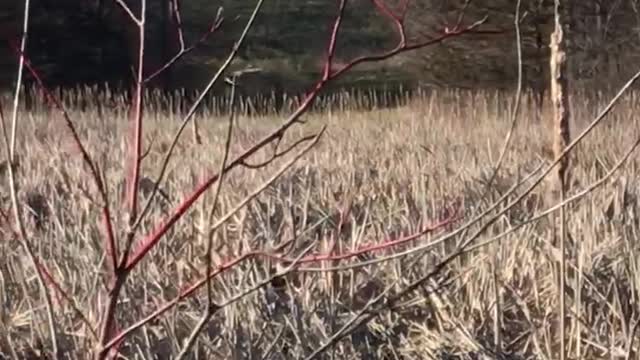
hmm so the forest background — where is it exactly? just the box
[1,0,637,105]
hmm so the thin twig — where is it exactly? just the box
[175,71,238,360]
[113,0,141,24]
[144,6,224,83]
[490,0,523,351]
[4,0,60,355]
[9,0,29,162]
[123,0,487,273]
[482,0,523,196]
[8,43,118,276]
[302,64,640,360]
[101,128,325,353]
[121,0,267,265]
[37,262,98,340]
[124,0,147,227]
[463,135,640,254]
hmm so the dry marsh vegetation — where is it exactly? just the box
[2,87,640,359]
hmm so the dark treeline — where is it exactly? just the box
[1,0,640,105]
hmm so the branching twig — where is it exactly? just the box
[121,0,267,265]
[123,0,487,273]
[302,62,640,360]
[6,1,498,357]
[240,133,324,169]
[175,70,238,360]
[144,4,224,83]
[8,44,118,275]
[102,224,320,353]
[105,205,452,352]
[113,0,141,25]
[464,135,640,254]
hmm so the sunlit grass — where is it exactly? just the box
[1,87,640,358]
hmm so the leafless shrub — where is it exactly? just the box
[3,1,640,359]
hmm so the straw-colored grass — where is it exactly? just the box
[1,88,639,359]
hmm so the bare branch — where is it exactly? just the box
[144,6,224,83]
[303,63,640,360]
[8,44,118,274]
[113,0,141,25]
[481,0,524,196]
[123,0,147,228]
[122,0,486,272]
[119,0,267,266]
[37,261,98,341]
[4,1,60,354]
[175,69,237,360]
[102,210,322,353]
[240,133,322,169]
[465,135,640,255]
[323,0,348,81]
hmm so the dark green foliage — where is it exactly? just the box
[1,0,639,96]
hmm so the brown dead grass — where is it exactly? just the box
[1,88,640,359]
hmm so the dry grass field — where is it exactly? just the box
[1,88,640,359]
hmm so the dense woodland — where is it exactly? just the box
[1,0,639,99]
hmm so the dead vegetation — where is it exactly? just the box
[1,87,639,359]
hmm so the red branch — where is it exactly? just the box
[36,260,98,337]
[4,0,491,355]
[123,0,487,272]
[6,42,119,274]
[37,262,64,308]
[372,0,407,45]
[102,208,459,351]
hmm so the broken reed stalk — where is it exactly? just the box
[549,0,571,359]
